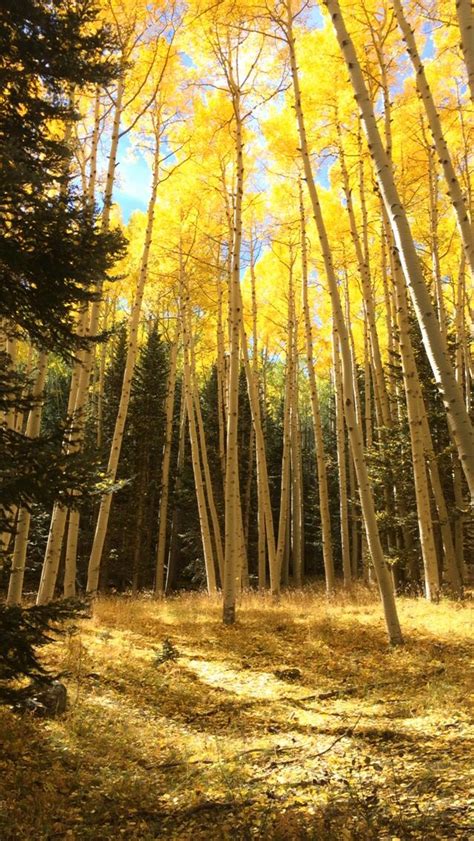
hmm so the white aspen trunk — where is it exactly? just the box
[193,375,225,584]
[166,386,187,593]
[239,318,277,588]
[275,306,293,591]
[216,263,227,486]
[393,258,441,601]
[155,335,179,595]
[290,270,303,587]
[180,270,217,594]
[249,239,267,589]
[287,1,403,643]
[86,127,159,593]
[333,328,351,586]
[223,85,244,624]
[300,185,335,592]
[392,0,474,273]
[325,0,474,500]
[6,353,48,605]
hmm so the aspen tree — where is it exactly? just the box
[333,327,351,586]
[284,0,403,644]
[324,0,474,500]
[249,240,267,589]
[223,76,244,624]
[275,344,292,590]
[166,386,187,592]
[239,304,278,589]
[391,0,474,274]
[155,332,179,595]
[190,335,225,584]
[86,125,161,594]
[299,184,335,591]
[289,252,303,585]
[6,353,48,605]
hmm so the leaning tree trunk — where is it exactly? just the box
[392,0,474,274]
[286,0,403,644]
[324,0,474,501]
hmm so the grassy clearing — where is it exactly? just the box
[0,586,472,840]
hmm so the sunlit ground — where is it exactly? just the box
[0,586,472,839]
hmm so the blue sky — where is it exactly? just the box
[114,137,152,221]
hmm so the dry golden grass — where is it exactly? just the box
[0,586,472,840]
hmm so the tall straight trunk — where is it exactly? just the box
[166,386,186,593]
[324,0,474,501]
[299,184,335,592]
[393,258,440,601]
[86,127,160,594]
[38,77,125,605]
[223,85,244,624]
[155,335,179,595]
[287,0,403,643]
[392,0,474,272]
[249,239,267,589]
[289,273,303,587]
[239,314,277,588]
[6,353,48,605]
[180,269,217,594]
[216,263,227,486]
[333,328,351,586]
[275,292,293,592]
[192,378,225,584]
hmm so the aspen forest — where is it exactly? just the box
[0,0,473,838]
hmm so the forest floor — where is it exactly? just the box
[0,587,472,840]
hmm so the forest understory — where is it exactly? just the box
[0,587,472,841]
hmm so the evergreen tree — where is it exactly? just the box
[0,0,124,557]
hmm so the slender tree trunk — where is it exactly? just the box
[180,268,217,594]
[324,0,474,500]
[223,85,244,624]
[155,335,179,595]
[166,386,186,593]
[333,328,351,586]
